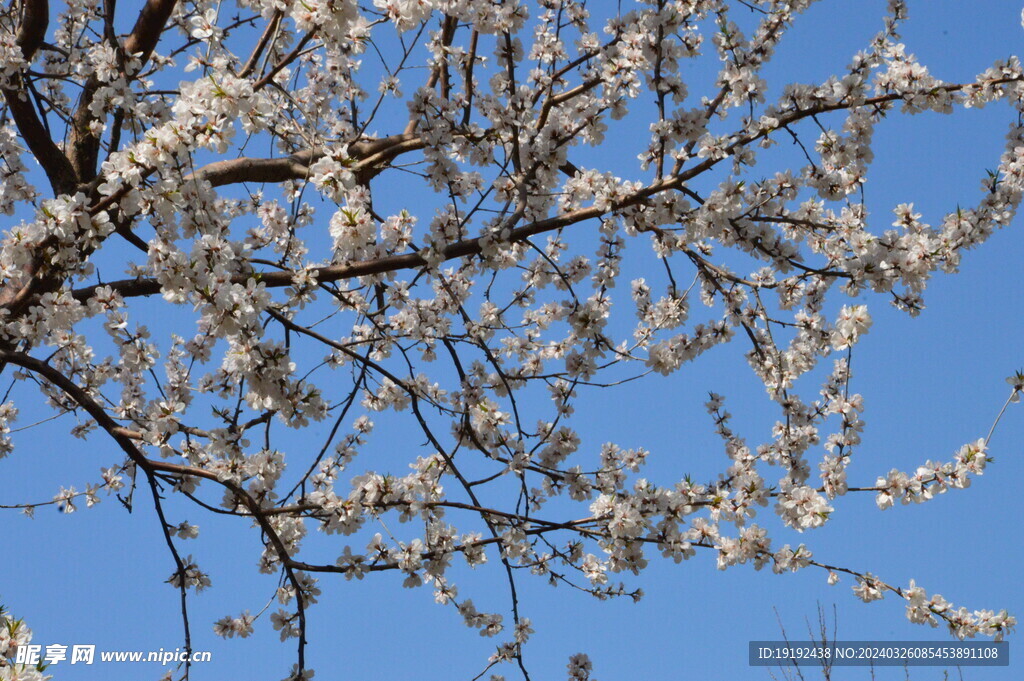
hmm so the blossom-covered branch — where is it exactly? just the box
[0,1,1021,680]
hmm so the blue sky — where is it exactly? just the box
[2,2,1024,681]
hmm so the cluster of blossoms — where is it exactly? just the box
[0,33,25,90]
[844,573,1015,641]
[874,439,991,509]
[0,605,48,681]
[44,465,125,514]
[0,1,1021,680]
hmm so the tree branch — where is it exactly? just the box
[69,174,680,302]
[2,90,77,194]
[182,132,425,188]
[123,0,179,65]
[187,153,316,187]
[15,0,48,62]
[2,0,77,194]
[70,0,180,183]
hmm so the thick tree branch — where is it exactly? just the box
[2,0,76,194]
[123,0,179,65]
[15,0,48,62]
[2,91,76,194]
[183,133,425,187]
[188,153,317,187]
